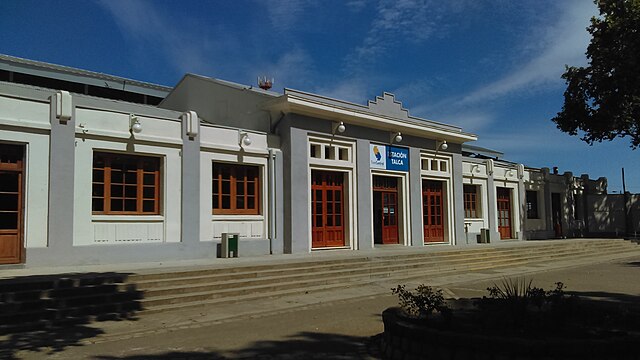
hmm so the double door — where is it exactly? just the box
[311,170,345,248]
[0,144,24,264]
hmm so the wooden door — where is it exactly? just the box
[311,170,345,248]
[497,187,512,239]
[423,180,444,243]
[373,176,399,244]
[0,144,24,264]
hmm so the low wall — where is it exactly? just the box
[381,307,639,360]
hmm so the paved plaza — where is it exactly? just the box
[3,251,640,359]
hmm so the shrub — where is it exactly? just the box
[391,284,449,319]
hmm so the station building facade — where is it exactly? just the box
[0,55,613,268]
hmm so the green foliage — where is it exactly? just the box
[391,284,449,319]
[552,0,640,148]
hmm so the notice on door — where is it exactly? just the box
[370,144,409,172]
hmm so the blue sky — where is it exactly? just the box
[1,0,638,192]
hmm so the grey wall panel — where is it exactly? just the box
[272,150,285,254]
[47,95,75,249]
[409,147,423,247]
[487,175,499,241]
[356,138,373,250]
[451,153,465,245]
[288,126,310,253]
[181,117,200,246]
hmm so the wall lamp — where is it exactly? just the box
[438,140,448,151]
[390,132,402,144]
[238,130,252,147]
[130,114,142,134]
[332,121,346,135]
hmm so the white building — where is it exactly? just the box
[0,54,625,268]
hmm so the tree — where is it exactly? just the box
[553,0,640,148]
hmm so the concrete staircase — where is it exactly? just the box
[2,239,639,334]
[129,239,640,314]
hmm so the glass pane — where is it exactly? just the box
[125,185,137,198]
[326,190,333,202]
[236,195,245,209]
[237,183,245,195]
[222,180,230,195]
[247,183,255,195]
[212,194,218,209]
[125,199,137,211]
[111,185,123,197]
[0,194,18,210]
[111,199,123,211]
[143,186,154,199]
[143,200,155,212]
[315,190,322,201]
[222,195,230,209]
[0,213,18,229]
[143,159,158,171]
[143,173,155,185]
[247,196,255,210]
[92,198,103,212]
[92,169,103,183]
[0,173,19,192]
[111,170,124,184]
[125,171,137,184]
[335,215,341,227]
[326,215,333,226]
[315,202,323,215]
[92,184,104,197]
[316,215,323,227]
[212,179,219,194]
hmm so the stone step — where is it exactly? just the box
[135,242,629,293]
[139,244,639,310]
[133,241,625,290]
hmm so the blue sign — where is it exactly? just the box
[386,146,409,172]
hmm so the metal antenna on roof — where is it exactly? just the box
[257,76,274,90]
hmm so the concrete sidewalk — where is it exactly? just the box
[3,248,640,359]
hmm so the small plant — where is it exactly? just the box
[391,284,449,319]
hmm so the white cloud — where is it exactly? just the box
[346,0,472,71]
[266,1,312,32]
[455,1,597,106]
[99,0,215,76]
[313,78,369,104]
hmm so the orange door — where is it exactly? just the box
[311,170,345,248]
[497,187,512,239]
[423,180,445,243]
[373,176,399,244]
[0,144,24,264]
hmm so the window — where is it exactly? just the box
[92,152,160,215]
[213,163,260,215]
[526,190,539,219]
[463,185,480,218]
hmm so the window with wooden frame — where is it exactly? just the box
[92,152,161,215]
[212,163,260,215]
[463,184,480,218]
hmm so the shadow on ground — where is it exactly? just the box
[90,331,381,359]
[0,272,142,359]
[0,324,105,360]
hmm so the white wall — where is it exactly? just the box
[73,108,183,245]
[0,95,50,249]
[199,125,269,243]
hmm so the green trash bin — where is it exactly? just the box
[221,233,239,258]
